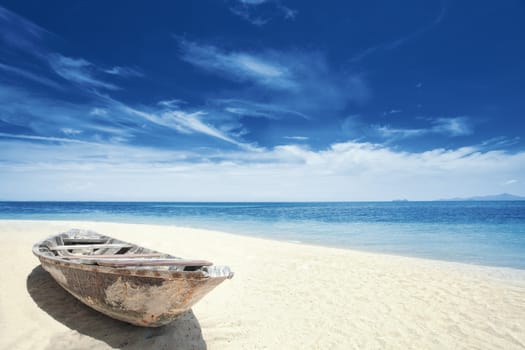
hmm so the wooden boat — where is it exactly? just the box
[33,229,233,327]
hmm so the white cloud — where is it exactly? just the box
[104,66,143,77]
[48,54,119,90]
[178,40,370,115]
[374,117,473,140]
[166,111,239,143]
[374,125,425,139]
[179,40,295,90]
[233,54,285,78]
[1,7,138,95]
[432,117,472,136]
[119,102,256,150]
[387,109,402,115]
[239,0,267,5]
[0,132,94,144]
[0,5,51,54]
[1,138,524,201]
[89,107,108,116]
[349,5,447,63]
[0,62,62,89]
[0,82,255,151]
[216,98,310,120]
[60,128,82,136]
[0,84,142,145]
[157,99,186,108]
[279,5,297,19]
[229,0,297,26]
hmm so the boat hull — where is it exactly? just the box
[38,256,229,327]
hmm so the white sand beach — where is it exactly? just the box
[0,220,524,350]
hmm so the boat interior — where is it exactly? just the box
[34,229,212,271]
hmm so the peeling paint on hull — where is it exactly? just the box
[41,258,228,327]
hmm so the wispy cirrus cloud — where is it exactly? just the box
[0,78,255,152]
[0,83,140,144]
[179,39,295,90]
[432,117,472,136]
[0,131,95,145]
[83,91,254,149]
[383,109,402,116]
[374,117,473,140]
[179,40,370,119]
[0,5,50,54]
[349,3,447,63]
[120,103,256,150]
[127,107,216,138]
[284,136,308,141]
[47,54,120,90]
[374,125,425,139]
[89,107,108,116]
[1,5,143,94]
[0,62,62,90]
[60,128,83,136]
[503,179,517,186]
[213,98,310,120]
[157,99,187,109]
[104,66,143,77]
[229,0,297,26]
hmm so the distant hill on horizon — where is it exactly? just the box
[438,193,525,201]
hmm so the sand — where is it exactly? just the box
[0,220,524,350]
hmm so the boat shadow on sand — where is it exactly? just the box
[26,266,207,350]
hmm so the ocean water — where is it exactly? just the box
[1,201,524,269]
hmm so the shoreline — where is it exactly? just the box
[1,219,524,349]
[1,217,524,272]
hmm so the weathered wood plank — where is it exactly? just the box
[62,238,108,244]
[50,244,133,250]
[62,253,165,259]
[95,258,213,267]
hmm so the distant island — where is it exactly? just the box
[438,193,525,201]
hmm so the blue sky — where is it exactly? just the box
[0,0,524,200]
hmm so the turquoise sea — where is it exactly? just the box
[1,201,524,269]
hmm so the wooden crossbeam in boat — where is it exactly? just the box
[50,244,133,251]
[62,253,165,259]
[62,238,108,244]
[95,258,213,267]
